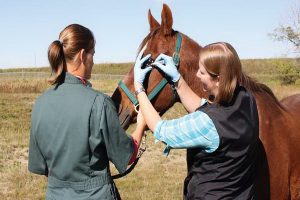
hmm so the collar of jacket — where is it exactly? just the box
[64,72,92,87]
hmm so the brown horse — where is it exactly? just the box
[111,4,300,200]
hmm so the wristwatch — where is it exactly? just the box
[135,87,145,96]
[173,75,181,88]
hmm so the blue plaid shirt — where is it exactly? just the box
[153,101,219,155]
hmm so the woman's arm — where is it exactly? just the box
[134,54,219,155]
[130,113,147,145]
[152,54,202,113]
[153,111,220,155]
[175,76,202,113]
[128,114,146,165]
[135,82,162,132]
[134,81,219,155]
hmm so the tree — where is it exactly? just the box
[269,1,300,54]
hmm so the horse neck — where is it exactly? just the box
[255,92,283,112]
[240,73,284,113]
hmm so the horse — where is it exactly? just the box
[111,4,300,200]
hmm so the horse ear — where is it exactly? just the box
[161,4,173,36]
[148,9,160,32]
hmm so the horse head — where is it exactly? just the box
[111,4,204,129]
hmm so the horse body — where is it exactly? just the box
[255,93,290,199]
[111,4,300,199]
[280,94,300,200]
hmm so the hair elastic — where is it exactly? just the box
[58,40,63,46]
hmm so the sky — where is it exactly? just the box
[0,0,298,69]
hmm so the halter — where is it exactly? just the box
[118,32,182,112]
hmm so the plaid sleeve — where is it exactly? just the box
[153,111,219,155]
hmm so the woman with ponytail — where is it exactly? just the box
[28,24,146,200]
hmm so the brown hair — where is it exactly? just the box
[199,42,242,104]
[48,24,95,84]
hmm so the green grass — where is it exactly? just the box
[0,93,47,199]
[0,58,300,199]
[2,57,299,74]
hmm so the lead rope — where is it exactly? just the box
[137,131,147,157]
[112,132,147,179]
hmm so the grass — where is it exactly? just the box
[0,59,300,199]
[0,93,47,199]
[0,63,134,75]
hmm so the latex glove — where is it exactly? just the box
[134,46,152,84]
[152,53,181,82]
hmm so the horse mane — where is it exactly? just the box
[240,73,284,109]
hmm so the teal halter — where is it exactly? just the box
[118,32,182,112]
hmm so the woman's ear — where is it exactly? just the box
[79,49,86,63]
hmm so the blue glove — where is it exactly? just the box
[152,53,181,82]
[134,46,152,84]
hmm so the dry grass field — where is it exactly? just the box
[0,59,300,199]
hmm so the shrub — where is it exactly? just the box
[273,60,299,85]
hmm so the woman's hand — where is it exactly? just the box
[152,53,181,82]
[134,46,152,85]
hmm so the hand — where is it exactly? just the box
[134,45,152,85]
[152,53,181,82]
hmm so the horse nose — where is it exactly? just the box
[119,107,135,130]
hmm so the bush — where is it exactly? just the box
[273,60,299,85]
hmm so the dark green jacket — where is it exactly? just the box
[28,73,133,199]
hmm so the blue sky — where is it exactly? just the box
[0,0,297,69]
